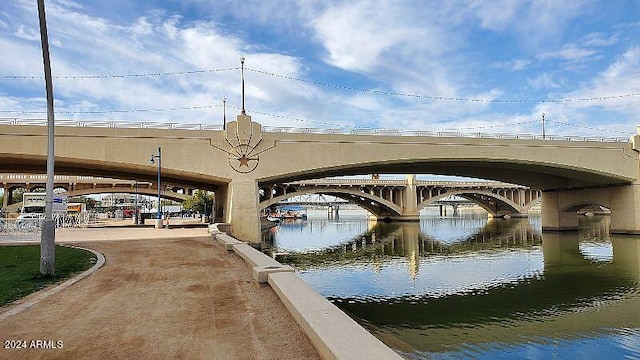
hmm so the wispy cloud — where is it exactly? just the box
[0,0,638,136]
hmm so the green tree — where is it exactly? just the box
[11,188,26,204]
[183,190,214,215]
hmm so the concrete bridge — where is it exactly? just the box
[260,178,541,220]
[0,113,639,242]
[0,173,190,209]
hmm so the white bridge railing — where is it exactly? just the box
[289,179,528,188]
[0,117,630,143]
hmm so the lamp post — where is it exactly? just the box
[150,147,162,229]
[222,96,227,130]
[37,0,56,276]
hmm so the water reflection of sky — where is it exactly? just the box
[298,250,544,300]
[269,212,640,359]
[579,241,614,262]
[274,210,544,299]
[418,218,488,244]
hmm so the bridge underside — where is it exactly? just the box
[264,161,631,192]
[0,155,225,192]
[542,183,640,234]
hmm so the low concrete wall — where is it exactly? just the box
[211,232,403,360]
[269,272,403,360]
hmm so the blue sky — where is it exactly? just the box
[0,0,639,138]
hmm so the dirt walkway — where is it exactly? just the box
[0,234,320,359]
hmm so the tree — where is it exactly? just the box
[11,188,26,204]
[183,190,214,215]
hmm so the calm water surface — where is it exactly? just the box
[262,209,640,359]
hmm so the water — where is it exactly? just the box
[262,209,640,359]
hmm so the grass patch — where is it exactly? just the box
[0,245,97,306]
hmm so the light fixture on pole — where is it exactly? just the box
[150,147,162,228]
[222,96,227,130]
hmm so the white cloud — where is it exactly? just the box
[579,32,619,47]
[466,0,521,31]
[528,72,565,89]
[0,0,637,138]
[530,47,640,136]
[537,45,598,61]
[493,59,532,71]
[14,25,39,41]
[310,2,419,72]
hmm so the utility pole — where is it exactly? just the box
[542,113,546,140]
[37,0,56,276]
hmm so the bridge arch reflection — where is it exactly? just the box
[276,215,640,354]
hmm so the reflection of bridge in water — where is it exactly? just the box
[274,217,542,269]
[298,216,640,354]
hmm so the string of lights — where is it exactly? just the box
[0,104,348,128]
[435,120,540,132]
[0,102,634,135]
[0,104,221,114]
[0,67,238,80]
[543,118,630,134]
[1,66,638,104]
[246,68,640,104]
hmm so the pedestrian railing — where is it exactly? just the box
[0,117,630,143]
[0,214,99,240]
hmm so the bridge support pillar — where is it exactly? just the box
[542,183,640,234]
[225,179,261,244]
[2,183,7,210]
[399,174,419,221]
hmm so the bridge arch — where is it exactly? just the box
[4,185,27,206]
[68,188,189,202]
[259,187,403,219]
[418,189,522,217]
[560,201,611,214]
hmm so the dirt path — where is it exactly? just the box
[0,236,320,359]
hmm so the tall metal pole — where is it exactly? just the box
[541,113,546,140]
[240,57,246,114]
[150,147,162,228]
[157,147,162,220]
[37,0,56,276]
[222,96,227,130]
[134,180,138,225]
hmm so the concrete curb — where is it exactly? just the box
[212,233,403,359]
[269,272,403,360]
[0,244,106,321]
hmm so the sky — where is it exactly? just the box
[0,0,639,139]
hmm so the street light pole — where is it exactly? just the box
[150,147,162,229]
[222,96,227,130]
[37,0,56,276]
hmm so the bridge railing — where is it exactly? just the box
[287,179,528,188]
[0,173,153,185]
[0,118,630,143]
